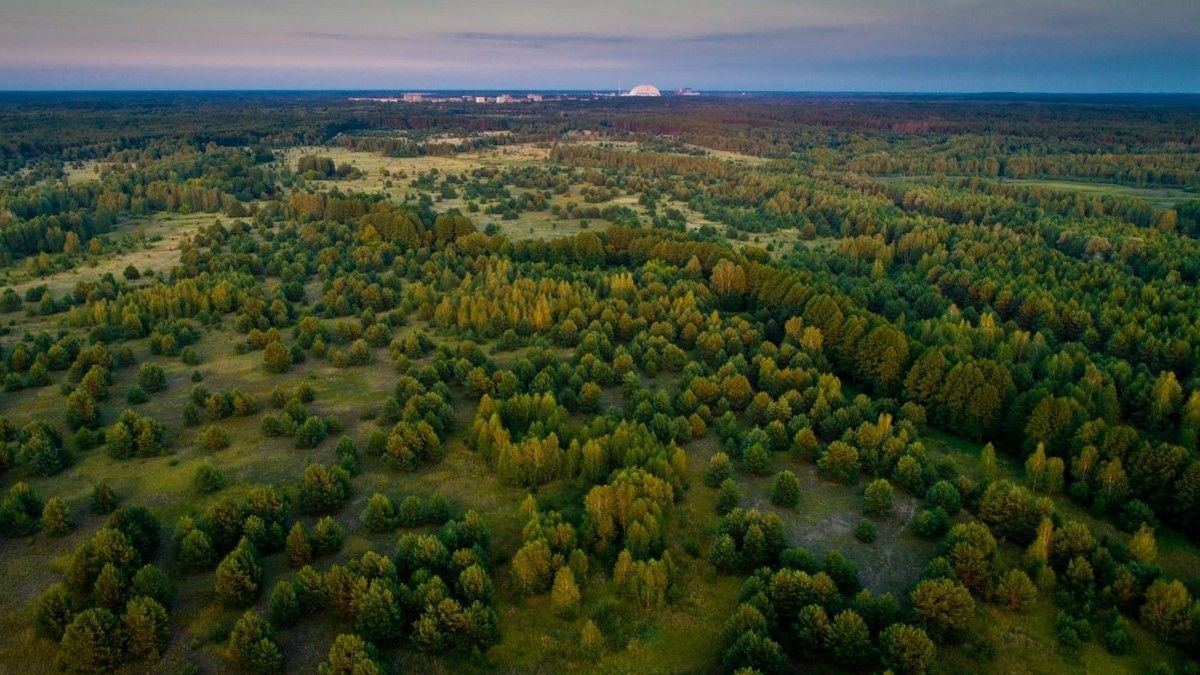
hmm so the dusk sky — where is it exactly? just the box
[1,0,1198,92]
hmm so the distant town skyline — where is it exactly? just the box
[1,0,1198,92]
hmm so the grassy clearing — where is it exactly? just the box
[871,174,1197,209]
[0,211,213,296]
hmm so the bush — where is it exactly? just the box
[298,464,351,514]
[90,482,119,514]
[125,384,149,404]
[137,363,167,392]
[294,417,328,449]
[909,507,950,539]
[198,425,230,452]
[854,519,877,543]
[192,465,226,494]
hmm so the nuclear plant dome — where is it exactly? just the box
[627,84,662,97]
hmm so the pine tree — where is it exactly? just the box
[744,444,771,476]
[716,478,742,515]
[131,564,175,606]
[268,580,300,627]
[122,596,169,662]
[318,634,383,675]
[228,610,283,673]
[215,538,262,607]
[90,482,118,514]
[286,522,313,568]
[93,563,127,609]
[910,578,974,642]
[828,609,870,665]
[263,341,292,373]
[879,623,935,675]
[177,528,215,571]
[704,452,732,487]
[57,608,125,674]
[312,516,344,556]
[770,470,800,507]
[995,569,1037,611]
[360,493,397,533]
[354,579,404,643]
[34,583,75,641]
[41,496,72,535]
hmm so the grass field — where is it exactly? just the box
[872,174,1197,209]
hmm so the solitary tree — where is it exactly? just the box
[770,470,800,508]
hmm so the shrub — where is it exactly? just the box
[125,384,149,404]
[90,482,119,514]
[909,507,950,539]
[854,519,877,543]
[298,464,351,514]
[192,465,226,494]
[198,424,230,452]
[137,363,166,392]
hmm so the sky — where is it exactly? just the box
[1,0,1198,92]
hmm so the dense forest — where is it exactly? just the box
[0,91,1198,674]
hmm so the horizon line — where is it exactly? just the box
[1,88,1199,96]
